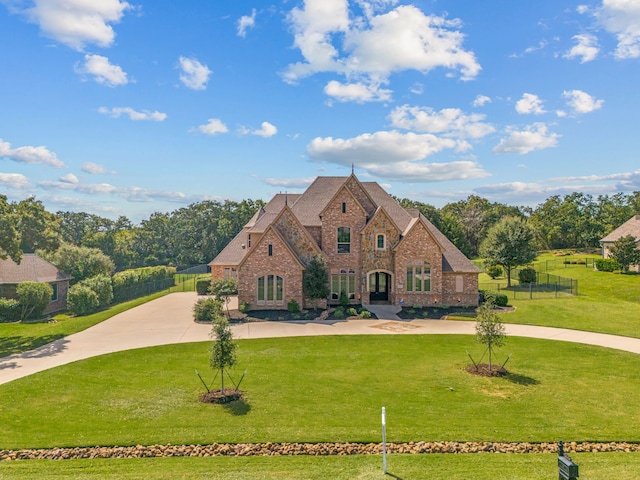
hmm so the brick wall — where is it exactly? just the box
[238,228,304,310]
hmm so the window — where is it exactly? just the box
[223,268,237,280]
[268,244,273,256]
[257,275,284,305]
[342,202,346,213]
[406,261,431,292]
[376,234,385,250]
[50,283,58,302]
[248,234,251,248]
[331,269,356,300]
[337,227,351,253]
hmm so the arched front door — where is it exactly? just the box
[369,272,390,303]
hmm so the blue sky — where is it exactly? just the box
[1,0,639,223]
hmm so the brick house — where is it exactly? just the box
[600,215,640,271]
[209,174,479,310]
[0,253,72,314]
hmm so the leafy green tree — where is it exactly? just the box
[475,300,506,372]
[210,316,236,392]
[16,282,53,321]
[209,278,238,317]
[79,274,114,308]
[303,256,330,309]
[608,235,640,273]
[43,243,115,284]
[15,197,60,253]
[0,194,21,262]
[480,217,537,287]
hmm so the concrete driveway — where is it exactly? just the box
[1,291,640,386]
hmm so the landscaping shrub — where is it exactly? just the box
[239,301,250,313]
[518,267,537,284]
[287,299,300,313]
[193,297,224,323]
[481,290,508,307]
[67,284,100,316]
[596,258,620,272]
[16,282,53,321]
[196,279,211,295]
[359,309,372,319]
[79,275,113,309]
[346,307,358,317]
[339,291,349,308]
[0,298,21,322]
[486,265,503,279]
[112,266,177,301]
[333,307,346,319]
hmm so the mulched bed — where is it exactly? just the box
[397,306,477,320]
[199,389,244,404]
[466,363,509,377]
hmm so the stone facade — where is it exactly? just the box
[209,175,480,310]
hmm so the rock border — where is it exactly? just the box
[2,441,640,461]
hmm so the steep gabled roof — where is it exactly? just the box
[0,254,72,284]
[238,224,305,271]
[601,215,640,243]
[272,205,325,265]
[208,228,248,266]
[361,206,401,240]
[289,177,349,226]
[361,182,413,232]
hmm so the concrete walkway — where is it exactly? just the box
[2,292,640,386]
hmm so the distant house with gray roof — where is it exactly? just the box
[209,174,479,310]
[0,253,72,315]
[600,215,640,271]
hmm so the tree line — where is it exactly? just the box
[2,191,640,272]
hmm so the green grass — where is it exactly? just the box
[2,452,640,479]
[475,252,640,338]
[0,291,169,358]
[2,335,640,450]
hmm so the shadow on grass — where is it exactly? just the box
[0,334,67,360]
[385,473,403,479]
[505,372,540,386]
[223,398,251,416]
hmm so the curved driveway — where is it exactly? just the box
[1,292,640,386]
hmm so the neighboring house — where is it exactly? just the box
[600,215,640,271]
[209,174,480,310]
[0,253,72,314]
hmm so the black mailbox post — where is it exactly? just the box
[558,441,579,480]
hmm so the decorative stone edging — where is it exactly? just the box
[2,441,640,461]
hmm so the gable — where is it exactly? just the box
[273,206,324,266]
[319,183,369,220]
[601,215,640,243]
[238,225,305,271]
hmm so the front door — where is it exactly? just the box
[369,272,389,302]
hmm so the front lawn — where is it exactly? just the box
[2,335,640,450]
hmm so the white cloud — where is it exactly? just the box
[81,162,116,174]
[515,93,546,115]
[493,123,560,155]
[9,0,131,50]
[98,106,167,121]
[562,89,604,114]
[237,9,256,37]
[76,54,128,87]
[0,137,65,168]
[564,33,600,62]
[324,80,391,102]
[251,122,278,138]
[595,0,640,59]
[263,177,316,188]
[473,95,491,107]
[307,130,489,182]
[284,2,480,102]
[389,105,495,139]
[59,173,79,184]
[0,172,30,189]
[196,118,229,135]
[37,179,195,203]
[178,56,211,90]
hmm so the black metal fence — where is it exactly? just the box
[479,267,578,300]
